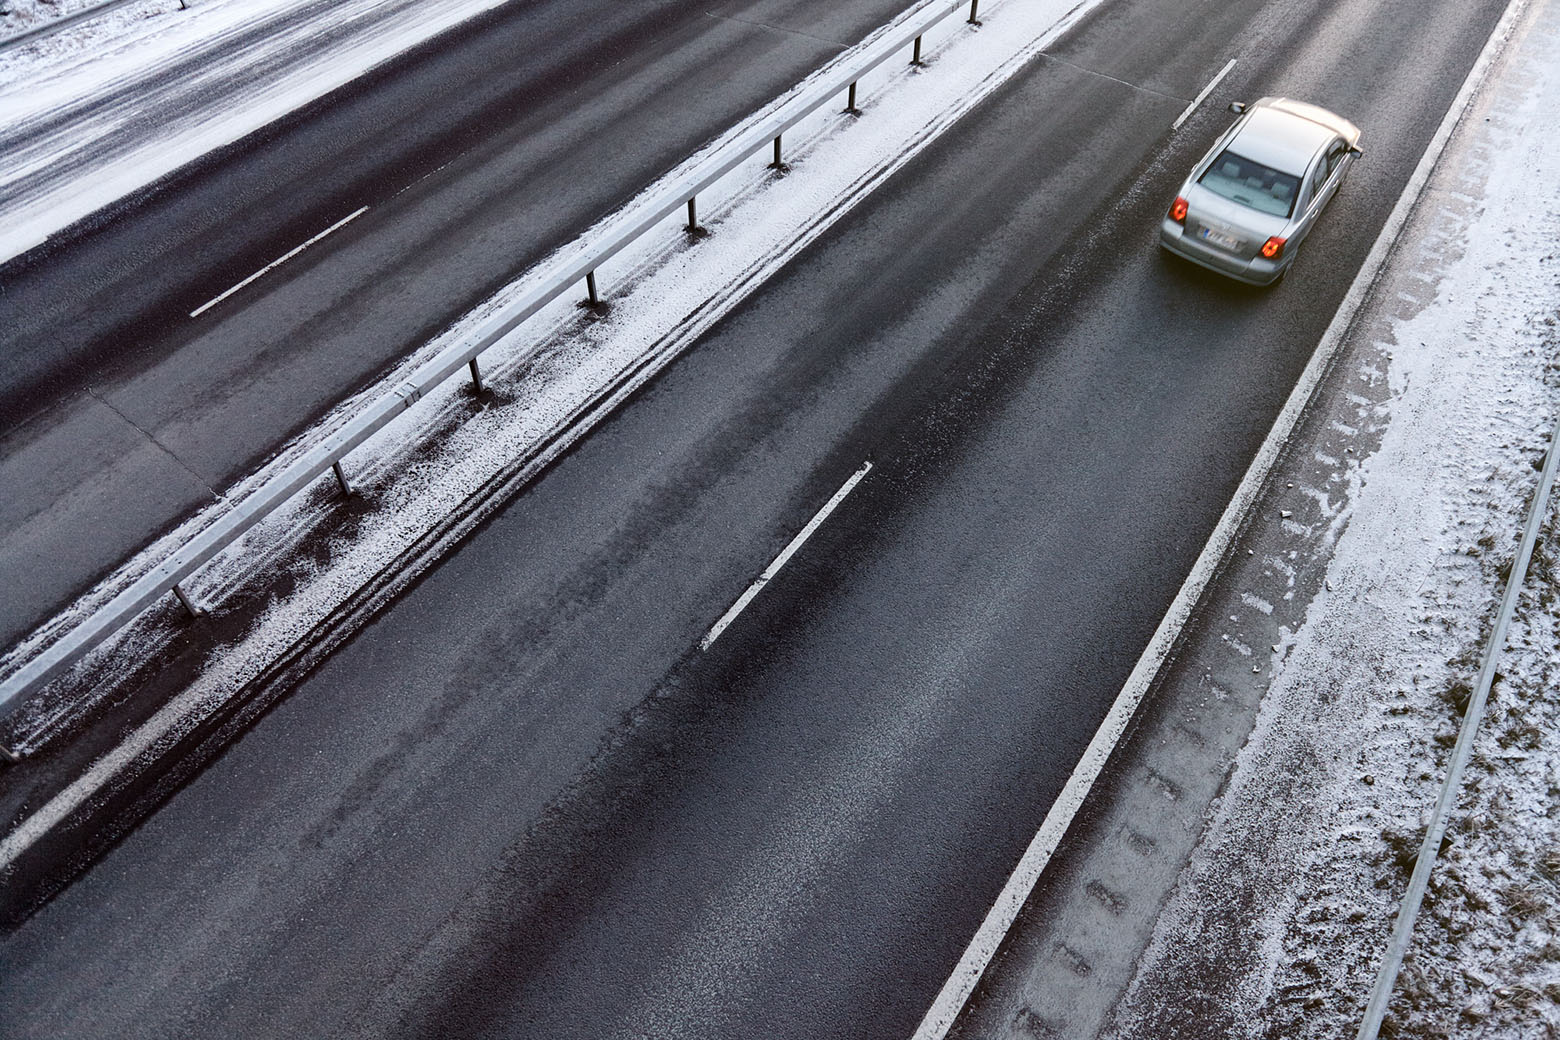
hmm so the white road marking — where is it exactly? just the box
[700,460,872,651]
[1171,58,1237,130]
[908,0,1529,1035]
[189,205,368,318]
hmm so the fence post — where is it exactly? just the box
[968,0,980,25]
[846,81,860,114]
[687,197,698,232]
[586,270,600,306]
[770,135,784,169]
[468,357,484,393]
[912,35,923,65]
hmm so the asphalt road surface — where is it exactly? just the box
[0,0,1508,1037]
[0,0,916,650]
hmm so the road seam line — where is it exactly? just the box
[1171,57,1236,130]
[188,205,368,318]
[907,0,1530,1035]
[83,384,221,501]
[700,460,872,651]
[1039,52,1189,105]
[703,11,849,50]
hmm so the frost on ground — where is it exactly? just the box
[0,0,145,32]
[1108,3,1560,1038]
[0,0,515,264]
[1,1,189,65]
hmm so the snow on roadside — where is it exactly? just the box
[0,0,514,264]
[1108,2,1560,1037]
[0,0,150,35]
[1,0,182,82]
[1262,7,1560,1033]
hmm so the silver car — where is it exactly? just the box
[1160,97,1361,285]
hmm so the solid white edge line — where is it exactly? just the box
[700,460,873,651]
[189,205,369,318]
[907,0,1529,1036]
[1171,57,1237,131]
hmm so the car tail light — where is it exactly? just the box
[1261,236,1287,259]
[1169,196,1189,223]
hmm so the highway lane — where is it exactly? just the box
[0,0,1508,1037]
[0,0,916,651]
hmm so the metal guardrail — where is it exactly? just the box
[0,0,164,54]
[0,0,988,744]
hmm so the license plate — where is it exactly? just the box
[1199,227,1241,251]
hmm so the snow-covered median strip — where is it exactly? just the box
[0,0,1102,869]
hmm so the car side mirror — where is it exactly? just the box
[1228,101,1246,114]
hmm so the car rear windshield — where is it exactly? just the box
[1198,150,1300,217]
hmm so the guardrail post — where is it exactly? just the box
[687,197,698,232]
[912,35,923,66]
[332,460,353,496]
[845,81,861,115]
[172,582,201,619]
[468,357,484,393]
[968,0,981,25]
[770,135,784,169]
[585,270,600,306]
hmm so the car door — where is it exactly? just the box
[1314,138,1350,210]
[1292,138,1348,245]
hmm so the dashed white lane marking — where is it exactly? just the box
[189,205,369,318]
[1172,58,1237,130]
[700,460,872,652]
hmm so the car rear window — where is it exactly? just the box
[1198,150,1300,217]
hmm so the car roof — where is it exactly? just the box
[1226,104,1337,177]
[1258,97,1362,142]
